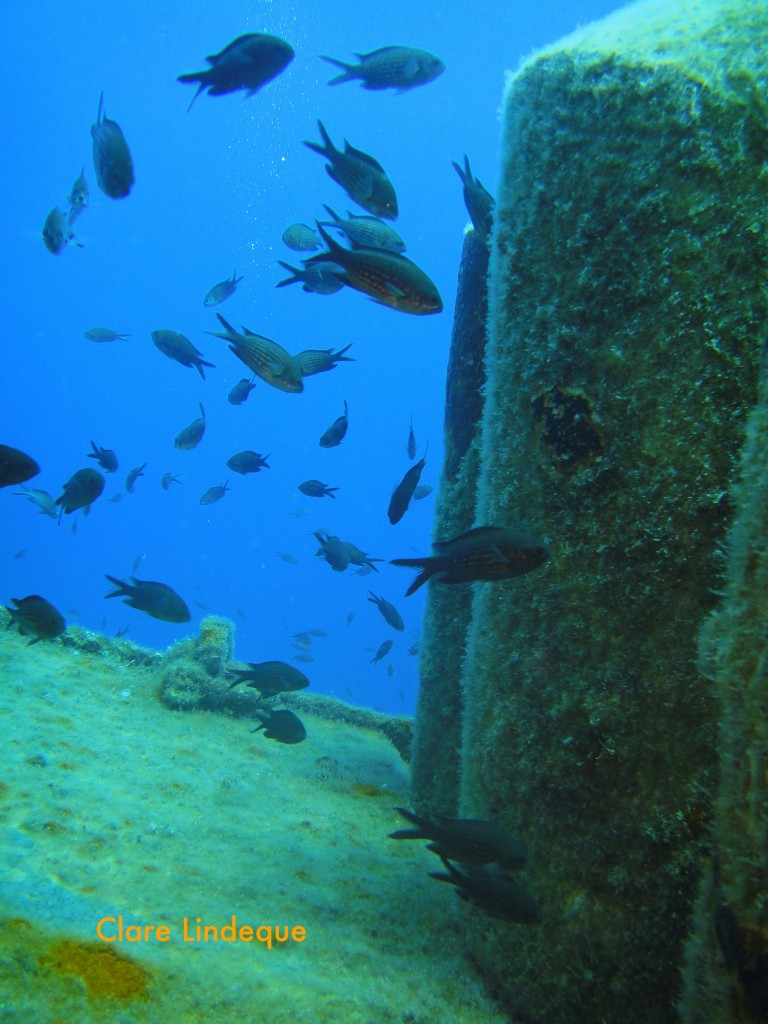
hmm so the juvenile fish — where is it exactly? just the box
[174,404,206,450]
[227,377,257,405]
[276,260,345,295]
[388,449,427,524]
[282,223,320,251]
[207,314,303,394]
[152,330,215,379]
[319,400,348,448]
[204,269,243,307]
[200,481,229,505]
[55,468,105,514]
[309,223,442,315]
[178,33,294,111]
[321,46,444,93]
[87,441,118,473]
[320,206,406,252]
[295,344,353,377]
[391,525,550,596]
[0,445,40,488]
[227,451,270,475]
[303,121,398,220]
[161,472,182,490]
[275,551,299,565]
[43,206,80,255]
[84,327,130,342]
[453,155,495,242]
[105,575,191,623]
[5,595,65,645]
[125,464,146,493]
[370,639,393,664]
[14,485,57,518]
[91,92,134,199]
[407,416,416,460]
[368,592,404,631]
[298,479,339,499]
[67,168,89,223]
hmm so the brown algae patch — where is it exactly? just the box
[41,937,151,999]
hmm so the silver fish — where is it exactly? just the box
[14,485,57,519]
[319,400,348,448]
[84,327,130,342]
[152,330,215,378]
[174,403,206,450]
[295,344,353,377]
[67,168,89,223]
[204,269,243,307]
[276,260,345,294]
[200,481,230,505]
[42,206,77,255]
[282,223,320,251]
[320,206,406,252]
[321,47,444,93]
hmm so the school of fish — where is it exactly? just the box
[11,30,551,922]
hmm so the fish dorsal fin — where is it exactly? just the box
[433,525,502,552]
[342,141,385,173]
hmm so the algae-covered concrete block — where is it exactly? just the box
[681,344,768,1023]
[410,229,489,816]
[413,0,768,1021]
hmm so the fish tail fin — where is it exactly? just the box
[389,558,434,596]
[104,575,129,599]
[215,313,237,337]
[452,156,471,187]
[195,359,216,379]
[334,343,354,361]
[388,807,430,840]
[317,120,334,151]
[322,204,341,224]
[314,221,341,257]
[303,120,335,159]
[320,55,357,85]
[276,261,300,287]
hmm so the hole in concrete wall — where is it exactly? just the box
[532,386,604,471]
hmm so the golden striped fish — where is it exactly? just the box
[308,223,442,315]
[208,314,303,393]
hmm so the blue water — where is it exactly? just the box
[3,0,620,714]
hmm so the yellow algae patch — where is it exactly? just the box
[41,939,151,999]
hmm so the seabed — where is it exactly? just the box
[0,621,506,1024]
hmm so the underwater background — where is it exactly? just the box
[17,1,768,1022]
[3,0,620,716]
